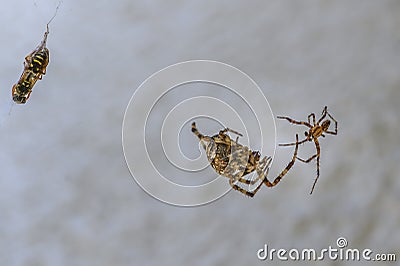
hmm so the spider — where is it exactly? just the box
[192,122,300,197]
[277,106,338,194]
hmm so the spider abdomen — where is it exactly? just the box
[210,144,231,174]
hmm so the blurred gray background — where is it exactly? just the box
[0,0,399,265]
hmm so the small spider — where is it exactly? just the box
[277,106,338,194]
[192,122,300,197]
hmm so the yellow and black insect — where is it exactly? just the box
[25,28,50,80]
[192,122,299,197]
[11,1,61,104]
[12,27,50,104]
[11,70,39,104]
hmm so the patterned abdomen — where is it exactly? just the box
[210,143,231,174]
[12,71,37,104]
[28,49,49,76]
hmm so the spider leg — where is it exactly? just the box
[244,170,269,196]
[234,177,258,185]
[234,169,263,185]
[309,139,321,194]
[227,166,260,197]
[278,138,308,147]
[325,111,338,135]
[191,122,204,140]
[277,116,312,128]
[317,106,328,124]
[220,128,243,137]
[230,156,272,197]
[297,153,318,163]
[308,113,316,125]
[229,179,257,197]
[263,134,299,187]
[236,156,271,185]
[191,122,213,149]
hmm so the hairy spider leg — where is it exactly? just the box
[219,127,243,137]
[296,137,321,194]
[192,122,243,138]
[191,122,204,139]
[278,138,308,147]
[229,156,272,197]
[231,155,269,186]
[277,116,312,128]
[191,122,213,150]
[315,106,337,136]
[263,134,299,188]
[277,115,314,145]
[317,106,327,123]
[325,112,338,135]
[308,113,316,125]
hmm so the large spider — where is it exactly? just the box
[192,122,300,197]
[277,106,338,194]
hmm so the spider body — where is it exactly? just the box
[277,106,338,194]
[192,122,299,197]
[203,131,231,174]
[304,119,330,140]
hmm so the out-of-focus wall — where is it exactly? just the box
[0,0,398,265]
